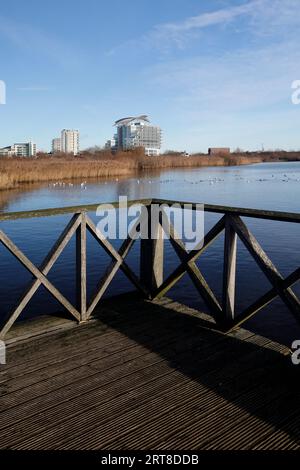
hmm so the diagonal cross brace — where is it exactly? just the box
[154,215,226,302]
[0,215,82,338]
[85,215,149,300]
[226,267,300,331]
[86,215,146,318]
[159,209,222,322]
[229,214,300,322]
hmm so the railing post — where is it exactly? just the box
[76,211,87,322]
[222,215,237,322]
[140,204,164,299]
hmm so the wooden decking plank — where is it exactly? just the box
[0,329,227,427]
[0,330,263,448]
[7,333,282,450]
[1,308,253,414]
[0,320,205,396]
[4,296,163,359]
[102,359,291,450]
[3,374,199,449]
[0,326,209,415]
[3,305,166,371]
[0,324,253,419]
[16,381,219,450]
[251,416,300,450]
[1,367,201,444]
[0,297,297,450]
[201,394,300,450]
[2,297,213,376]
[147,384,291,451]
[55,375,287,450]
[152,363,294,450]
[1,304,192,380]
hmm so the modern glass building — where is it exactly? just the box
[113,115,162,156]
[0,141,36,157]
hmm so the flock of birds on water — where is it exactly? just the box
[47,173,300,191]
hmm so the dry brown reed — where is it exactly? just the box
[1,147,298,190]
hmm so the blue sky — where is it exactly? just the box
[0,0,300,152]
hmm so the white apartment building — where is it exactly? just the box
[61,129,80,155]
[114,115,162,156]
[52,138,62,154]
[0,141,37,157]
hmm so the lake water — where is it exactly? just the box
[1,161,300,345]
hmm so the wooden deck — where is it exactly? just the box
[0,295,299,450]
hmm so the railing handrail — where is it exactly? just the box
[0,199,153,221]
[1,198,300,339]
[152,199,300,223]
[1,197,300,223]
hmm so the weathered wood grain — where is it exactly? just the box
[0,214,81,338]
[76,212,87,322]
[140,208,164,297]
[1,198,299,339]
[229,214,300,321]
[222,215,237,321]
[0,296,296,451]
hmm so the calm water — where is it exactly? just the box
[1,161,300,345]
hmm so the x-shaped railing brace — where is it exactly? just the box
[152,210,300,331]
[0,212,148,338]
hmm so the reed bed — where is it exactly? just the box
[0,156,136,190]
[0,148,298,190]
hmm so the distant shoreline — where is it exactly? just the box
[0,150,299,191]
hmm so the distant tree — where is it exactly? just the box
[83,146,102,153]
[163,149,182,155]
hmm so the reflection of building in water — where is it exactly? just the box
[106,115,162,156]
[0,182,46,212]
[115,175,161,200]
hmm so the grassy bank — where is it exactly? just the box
[0,148,299,190]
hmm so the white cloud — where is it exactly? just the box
[155,0,300,51]
[141,0,300,115]
[104,0,300,151]
[107,0,300,55]
[152,0,259,47]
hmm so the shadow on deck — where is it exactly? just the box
[0,294,299,450]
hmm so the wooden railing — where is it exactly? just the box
[0,198,300,339]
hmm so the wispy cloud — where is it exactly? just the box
[151,1,260,49]
[106,1,261,55]
[107,0,300,55]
